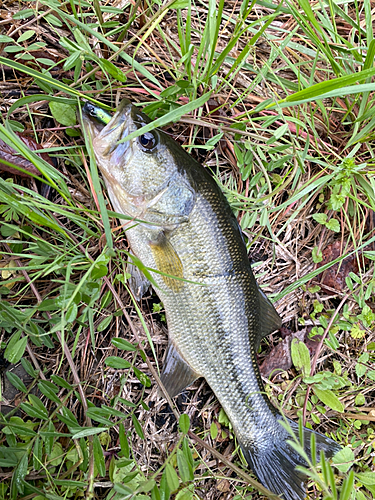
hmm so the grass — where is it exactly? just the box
[0,0,374,499]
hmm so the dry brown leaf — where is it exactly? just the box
[0,133,54,178]
[317,240,359,292]
[216,478,230,492]
[259,328,322,379]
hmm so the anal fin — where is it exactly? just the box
[160,343,200,398]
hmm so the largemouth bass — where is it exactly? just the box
[82,100,340,500]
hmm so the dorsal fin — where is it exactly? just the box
[160,342,200,398]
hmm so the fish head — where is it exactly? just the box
[82,99,192,222]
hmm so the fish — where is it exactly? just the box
[81,99,341,500]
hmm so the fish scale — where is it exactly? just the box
[82,99,341,500]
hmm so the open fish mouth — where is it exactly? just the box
[81,100,133,160]
[81,100,154,161]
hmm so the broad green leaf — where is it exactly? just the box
[91,263,108,280]
[175,485,194,500]
[45,13,63,26]
[159,470,171,499]
[0,458,17,467]
[179,414,190,434]
[13,9,34,19]
[356,352,369,377]
[33,437,42,471]
[332,446,354,473]
[29,394,48,415]
[133,366,151,387]
[355,393,365,406]
[6,371,27,393]
[18,30,35,42]
[92,405,126,418]
[37,382,60,404]
[54,479,88,488]
[137,479,156,493]
[49,442,63,466]
[13,453,28,495]
[113,484,133,495]
[210,422,218,439]
[3,422,37,437]
[326,218,340,232]
[119,423,130,458]
[0,35,14,42]
[112,338,137,351]
[355,472,375,486]
[171,0,189,8]
[177,449,193,482]
[20,402,48,420]
[44,421,54,455]
[182,438,194,472]
[93,435,106,477]
[71,427,107,439]
[65,303,78,323]
[312,213,327,224]
[49,101,76,126]
[291,339,311,377]
[21,358,38,378]
[97,315,112,332]
[5,336,27,364]
[99,59,127,82]
[312,246,323,263]
[105,356,131,369]
[50,374,73,390]
[312,387,344,412]
[85,409,112,426]
[131,414,144,439]
[165,463,179,493]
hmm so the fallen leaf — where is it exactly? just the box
[317,240,359,293]
[260,330,305,378]
[0,133,54,178]
[216,478,230,492]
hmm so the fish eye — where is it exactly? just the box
[137,132,158,152]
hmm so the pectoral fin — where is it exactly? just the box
[150,234,184,292]
[255,286,282,351]
[160,343,200,398]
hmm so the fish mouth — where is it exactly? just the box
[81,99,152,160]
[81,100,133,160]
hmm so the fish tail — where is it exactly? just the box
[239,417,341,500]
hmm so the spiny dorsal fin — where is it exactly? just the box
[160,342,200,398]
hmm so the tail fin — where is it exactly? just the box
[239,417,341,500]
